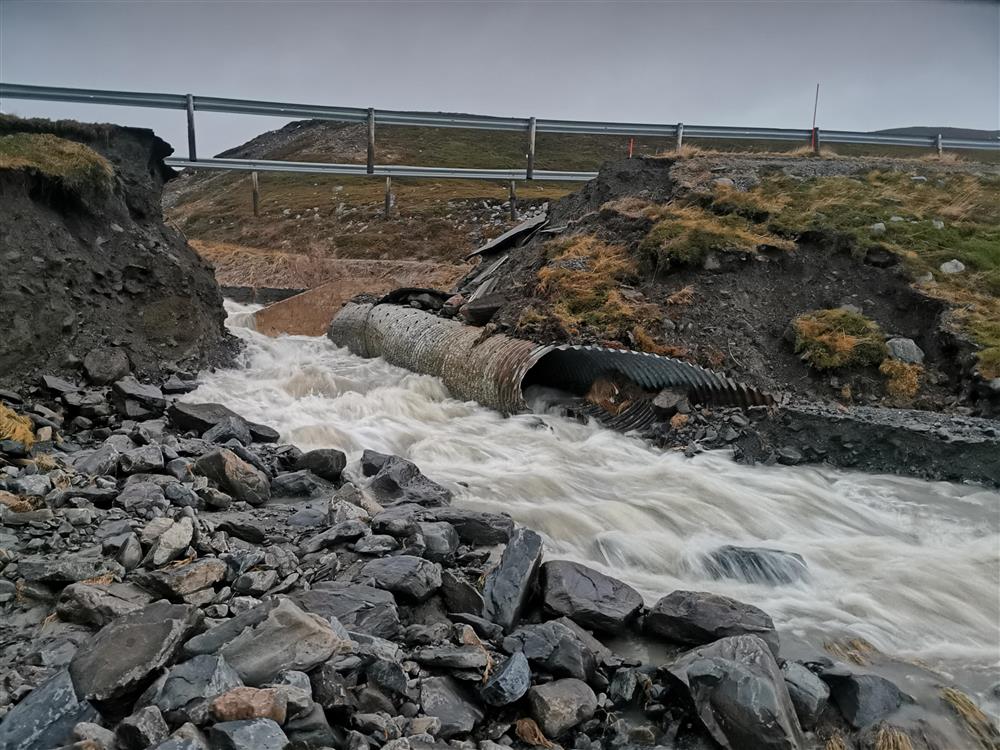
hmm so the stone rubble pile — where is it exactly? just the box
[0,373,974,750]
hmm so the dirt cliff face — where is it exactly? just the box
[0,117,235,386]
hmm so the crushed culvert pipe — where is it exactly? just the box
[327,302,773,415]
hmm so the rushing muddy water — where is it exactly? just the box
[192,303,1000,706]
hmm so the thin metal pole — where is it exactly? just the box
[508,180,517,221]
[186,94,197,161]
[810,83,820,151]
[936,133,943,157]
[526,117,537,180]
[251,171,260,217]
[367,108,376,175]
[676,123,684,153]
[384,176,392,216]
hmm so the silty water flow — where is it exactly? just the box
[187,302,1000,705]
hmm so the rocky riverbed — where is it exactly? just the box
[2,353,997,750]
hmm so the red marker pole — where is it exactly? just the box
[628,137,635,159]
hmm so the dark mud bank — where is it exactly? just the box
[0,117,235,389]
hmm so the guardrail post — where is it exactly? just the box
[186,94,197,161]
[675,123,684,153]
[526,117,537,180]
[936,133,943,157]
[384,176,392,217]
[508,180,517,220]
[812,127,821,154]
[251,171,260,217]
[367,108,376,175]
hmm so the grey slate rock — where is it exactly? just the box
[482,527,543,632]
[541,559,643,631]
[480,651,530,706]
[295,448,347,482]
[167,402,280,443]
[118,444,164,475]
[112,376,166,412]
[207,719,289,750]
[703,546,809,586]
[82,347,130,384]
[301,519,369,553]
[417,521,460,562]
[41,374,80,394]
[116,706,169,750]
[0,669,99,750]
[826,672,909,729]
[272,469,331,497]
[291,581,401,638]
[668,635,804,750]
[56,581,153,627]
[418,508,514,545]
[781,661,829,730]
[361,449,391,476]
[645,590,780,656]
[419,676,484,738]
[18,551,123,584]
[203,417,253,447]
[440,569,484,616]
[368,455,452,507]
[413,645,489,670]
[73,443,121,476]
[503,620,596,680]
[527,678,597,738]
[70,601,202,701]
[137,654,244,725]
[193,598,347,685]
[886,337,925,364]
[193,448,270,506]
[360,555,442,601]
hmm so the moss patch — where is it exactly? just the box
[793,308,888,370]
[0,132,114,196]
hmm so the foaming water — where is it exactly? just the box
[194,302,1000,697]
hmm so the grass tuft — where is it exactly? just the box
[638,205,794,273]
[0,132,114,195]
[869,725,915,750]
[793,309,888,370]
[0,404,34,448]
[537,235,657,337]
[941,687,1000,749]
[880,359,923,400]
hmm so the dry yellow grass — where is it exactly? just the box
[0,490,36,513]
[880,360,923,400]
[941,687,1000,749]
[667,285,696,305]
[825,636,878,665]
[868,725,915,750]
[537,235,658,337]
[514,718,558,749]
[0,404,34,448]
[823,733,849,750]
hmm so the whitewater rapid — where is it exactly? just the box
[190,303,1000,701]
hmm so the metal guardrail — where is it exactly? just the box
[2,82,997,184]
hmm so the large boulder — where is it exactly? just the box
[527,678,597,738]
[480,651,531,706]
[167,402,280,443]
[826,672,909,729]
[667,635,804,750]
[295,448,347,482]
[360,555,442,602]
[0,118,232,389]
[136,654,244,725]
[56,581,154,627]
[540,560,643,631]
[483,527,543,632]
[503,620,597,680]
[69,601,202,701]
[0,669,99,750]
[193,448,271,506]
[418,507,514,545]
[644,590,779,656]
[291,581,400,638]
[368,455,452,507]
[703,545,808,586]
[186,598,349,685]
[419,676,484,738]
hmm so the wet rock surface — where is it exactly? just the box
[0,382,989,750]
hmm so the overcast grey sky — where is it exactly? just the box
[1,0,998,158]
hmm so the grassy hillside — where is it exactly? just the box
[165,119,997,266]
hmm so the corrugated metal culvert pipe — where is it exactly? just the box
[328,303,772,420]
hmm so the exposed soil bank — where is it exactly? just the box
[0,117,235,389]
